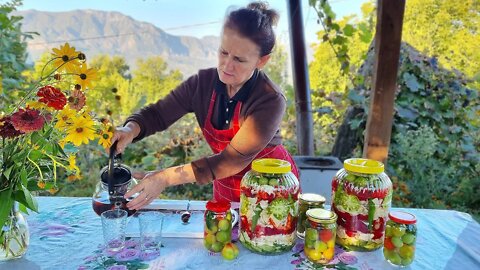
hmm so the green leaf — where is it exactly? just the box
[403,73,422,92]
[13,185,38,212]
[3,166,13,180]
[347,90,365,103]
[343,24,355,36]
[396,106,419,120]
[0,189,14,232]
[29,149,43,161]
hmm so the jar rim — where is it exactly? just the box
[306,208,337,223]
[344,158,384,174]
[299,193,326,204]
[388,211,417,224]
[252,158,291,174]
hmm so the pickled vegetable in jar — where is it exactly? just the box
[204,200,233,253]
[304,208,337,264]
[384,211,417,267]
[239,158,300,254]
[331,158,392,251]
[297,193,326,239]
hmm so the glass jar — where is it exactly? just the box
[92,162,138,216]
[239,158,300,254]
[203,200,233,253]
[331,158,392,251]
[384,211,417,267]
[304,208,337,264]
[296,193,326,239]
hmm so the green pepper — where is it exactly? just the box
[368,198,375,231]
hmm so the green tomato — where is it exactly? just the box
[221,243,239,260]
[391,236,404,248]
[385,225,393,237]
[305,238,316,249]
[268,178,279,186]
[305,228,317,241]
[392,226,406,237]
[402,233,416,245]
[389,252,403,265]
[258,177,269,185]
[216,230,231,243]
[205,233,216,245]
[314,241,328,252]
[399,245,414,259]
[401,257,413,266]
[218,219,231,231]
[211,241,224,252]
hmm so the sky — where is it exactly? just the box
[11,0,367,45]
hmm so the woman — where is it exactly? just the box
[113,2,299,210]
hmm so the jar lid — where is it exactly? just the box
[306,208,337,224]
[344,158,384,174]
[299,193,326,204]
[388,211,417,224]
[206,200,231,212]
[251,158,291,174]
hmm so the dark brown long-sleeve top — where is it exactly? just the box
[126,67,286,185]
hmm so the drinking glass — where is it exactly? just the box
[101,209,128,252]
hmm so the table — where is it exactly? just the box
[0,197,479,270]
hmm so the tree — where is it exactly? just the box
[131,56,183,104]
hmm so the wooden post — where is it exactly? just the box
[287,0,314,155]
[363,0,406,163]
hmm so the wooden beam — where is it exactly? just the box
[363,0,406,163]
[286,0,314,155]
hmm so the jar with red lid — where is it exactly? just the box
[203,200,233,252]
[383,211,417,267]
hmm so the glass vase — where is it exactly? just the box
[0,205,30,261]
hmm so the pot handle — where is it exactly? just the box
[107,141,118,196]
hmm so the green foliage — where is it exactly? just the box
[308,1,375,154]
[0,0,34,109]
[349,44,479,215]
[402,0,480,89]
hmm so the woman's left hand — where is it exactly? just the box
[124,170,169,210]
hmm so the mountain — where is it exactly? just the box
[14,9,220,77]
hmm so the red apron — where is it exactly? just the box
[202,90,299,203]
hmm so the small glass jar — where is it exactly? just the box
[383,211,417,267]
[296,193,326,239]
[239,158,300,254]
[304,208,337,264]
[203,200,233,253]
[331,158,392,251]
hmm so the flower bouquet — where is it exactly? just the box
[0,43,113,260]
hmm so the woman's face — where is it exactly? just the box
[217,27,270,92]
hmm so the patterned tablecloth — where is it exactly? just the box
[0,197,479,270]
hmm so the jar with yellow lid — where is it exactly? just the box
[239,158,300,254]
[296,193,326,239]
[304,208,337,264]
[331,158,392,251]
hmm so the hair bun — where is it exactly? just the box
[247,1,279,26]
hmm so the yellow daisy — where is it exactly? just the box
[26,100,51,111]
[74,63,98,90]
[98,123,114,149]
[68,154,80,172]
[55,106,77,130]
[51,43,81,73]
[65,115,96,146]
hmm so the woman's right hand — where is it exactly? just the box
[110,121,141,154]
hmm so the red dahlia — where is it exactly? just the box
[37,85,67,110]
[10,108,45,133]
[0,116,24,138]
